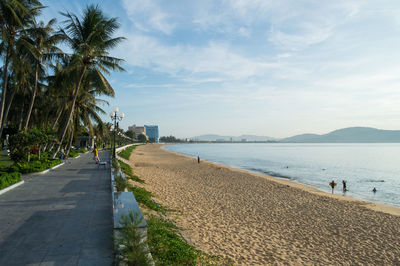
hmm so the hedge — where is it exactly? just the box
[11,159,62,174]
[0,172,21,190]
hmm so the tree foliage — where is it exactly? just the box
[0,1,127,160]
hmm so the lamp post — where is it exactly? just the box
[110,107,124,158]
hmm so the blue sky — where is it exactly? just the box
[42,0,400,138]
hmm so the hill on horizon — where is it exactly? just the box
[281,127,400,143]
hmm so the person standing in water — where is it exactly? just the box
[342,180,347,192]
[329,180,337,194]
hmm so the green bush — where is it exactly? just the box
[75,148,87,153]
[67,148,87,158]
[67,150,79,158]
[112,158,120,171]
[8,129,50,162]
[118,160,144,183]
[115,172,128,192]
[0,172,21,190]
[118,145,136,160]
[13,159,62,174]
[115,211,152,265]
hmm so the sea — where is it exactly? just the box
[164,143,400,208]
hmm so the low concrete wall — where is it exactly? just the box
[111,159,154,265]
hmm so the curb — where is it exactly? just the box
[38,162,65,174]
[0,180,25,196]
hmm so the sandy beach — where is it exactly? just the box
[130,144,400,265]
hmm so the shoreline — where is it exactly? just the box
[162,144,400,217]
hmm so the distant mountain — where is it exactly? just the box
[191,134,276,142]
[281,127,400,143]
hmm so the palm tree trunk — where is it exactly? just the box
[23,62,39,130]
[2,87,17,133]
[0,45,12,139]
[52,65,87,159]
[18,100,24,131]
[43,107,63,152]
[66,129,74,155]
[51,106,63,130]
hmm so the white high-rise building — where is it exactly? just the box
[128,124,145,137]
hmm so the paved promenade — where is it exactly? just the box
[0,150,113,266]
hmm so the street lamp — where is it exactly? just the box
[110,107,124,158]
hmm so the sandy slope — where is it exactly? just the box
[130,144,400,265]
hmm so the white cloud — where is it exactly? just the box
[116,32,281,80]
[122,0,175,34]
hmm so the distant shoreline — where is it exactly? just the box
[162,143,400,216]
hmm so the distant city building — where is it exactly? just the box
[144,125,159,142]
[241,139,247,142]
[128,124,145,137]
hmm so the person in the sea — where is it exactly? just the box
[329,180,337,194]
[342,180,347,192]
[372,187,377,193]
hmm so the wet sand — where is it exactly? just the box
[130,144,400,265]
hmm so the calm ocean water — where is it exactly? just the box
[164,143,400,208]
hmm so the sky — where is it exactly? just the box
[41,0,400,138]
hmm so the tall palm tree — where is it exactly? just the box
[65,65,115,153]
[52,4,124,158]
[21,18,62,130]
[0,0,43,138]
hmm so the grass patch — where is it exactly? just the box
[147,214,200,265]
[128,185,165,213]
[0,172,21,190]
[118,145,136,160]
[68,148,87,158]
[67,150,79,158]
[118,160,144,183]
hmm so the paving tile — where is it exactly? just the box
[77,257,113,266]
[40,255,79,266]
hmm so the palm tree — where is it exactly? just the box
[52,4,124,158]
[0,0,43,138]
[21,18,62,130]
[65,65,115,153]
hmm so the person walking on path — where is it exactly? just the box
[93,145,99,164]
[59,148,69,164]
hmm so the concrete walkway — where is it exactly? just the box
[0,150,113,266]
